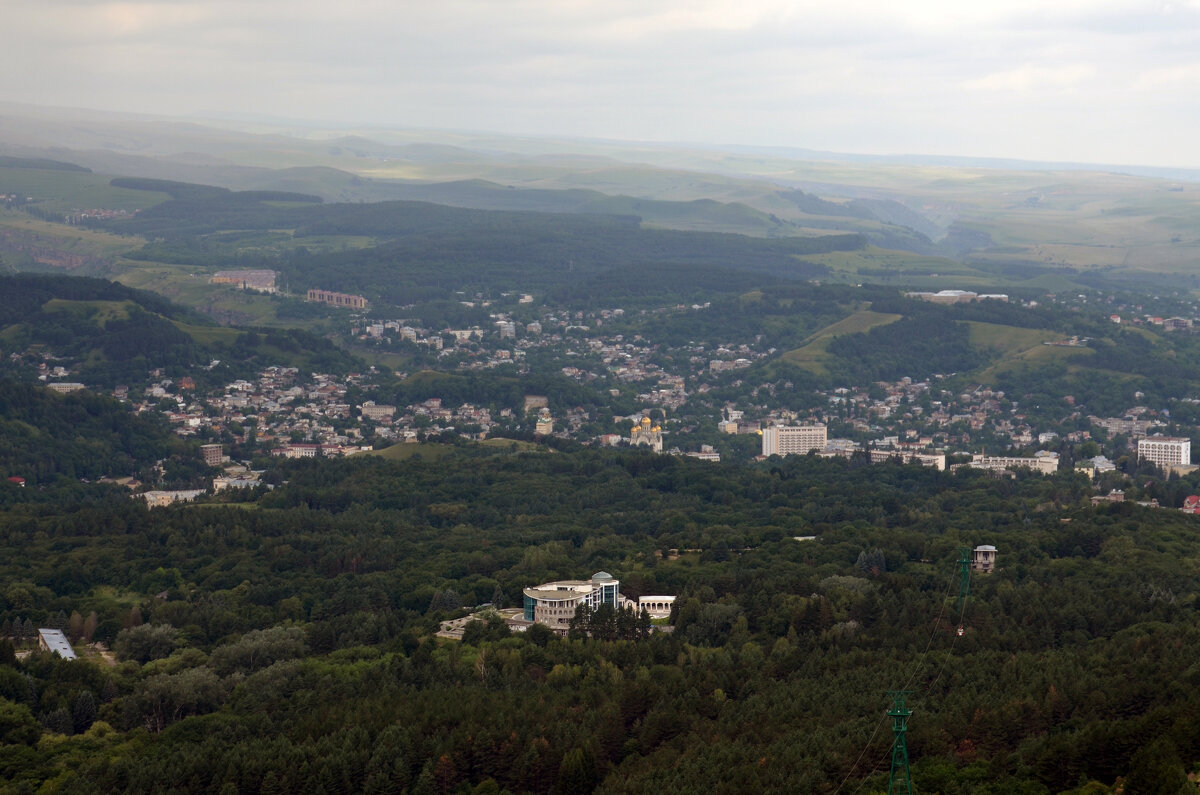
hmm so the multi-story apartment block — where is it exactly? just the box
[761,423,827,457]
[200,443,223,467]
[306,289,368,309]
[1137,436,1191,468]
[964,452,1059,475]
[359,402,397,422]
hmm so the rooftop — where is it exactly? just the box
[37,628,77,660]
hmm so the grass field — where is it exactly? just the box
[797,246,996,287]
[780,310,903,374]
[365,443,455,462]
[0,210,146,258]
[478,438,544,453]
[173,321,241,346]
[42,299,136,323]
[0,167,171,214]
[967,321,1096,381]
[366,437,544,462]
[119,268,315,328]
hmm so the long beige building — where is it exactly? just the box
[307,289,368,309]
[963,452,1059,475]
[761,424,827,457]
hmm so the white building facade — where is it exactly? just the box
[523,572,622,631]
[761,424,827,457]
[964,452,1059,475]
[1137,436,1191,468]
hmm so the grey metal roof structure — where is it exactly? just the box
[37,628,77,660]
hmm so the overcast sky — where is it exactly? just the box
[3,0,1199,168]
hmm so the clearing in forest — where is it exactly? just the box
[968,321,1094,380]
[780,310,902,374]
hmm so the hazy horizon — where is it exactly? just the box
[3,1,1199,170]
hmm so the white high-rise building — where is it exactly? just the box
[761,424,827,457]
[1137,436,1191,468]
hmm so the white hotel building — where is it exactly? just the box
[761,424,828,457]
[1137,436,1192,468]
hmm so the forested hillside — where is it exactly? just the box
[97,190,863,306]
[2,450,1200,792]
[0,380,192,489]
[0,275,362,387]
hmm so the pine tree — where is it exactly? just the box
[72,691,97,734]
[638,607,653,640]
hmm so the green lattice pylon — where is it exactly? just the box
[956,547,972,619]
[887,690,914,795]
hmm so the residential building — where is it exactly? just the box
[971,545,997,574]
[761,423,827,457]
[141,489,206,507]
[868,448,946,470]
[211,269,277,293]
[1137,436,1191,468]
[963,452,1059,475]
[200,443,223,467]
[685,445,721,462]
[360,402,396,421]
[306,289,367,309]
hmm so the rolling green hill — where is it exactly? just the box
[94,190,864,307]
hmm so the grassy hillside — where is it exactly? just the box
[780,310,903,375]
[366,437,545,462]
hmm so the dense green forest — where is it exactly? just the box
[826,315,989,384]
[0,380,195,489]
[9,249,1200,791]
[3,446,1200,793]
